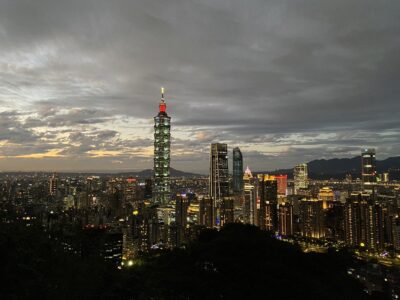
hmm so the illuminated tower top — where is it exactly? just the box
[244,166,253,178]
[159,87,167,113]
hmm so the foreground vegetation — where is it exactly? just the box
[1,220,379,299]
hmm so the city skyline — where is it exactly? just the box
[0,1,400,173]
[2,2,400,299]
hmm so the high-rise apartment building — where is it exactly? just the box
[232,147,243,195]
[209,143,229,226]
[325,201,345,241]
[294,164,308,194]
[391,217,400,251]
[344,193,385,250]
[153,88,171,205]
[361,149,376,187]
[299,199,325,239]
[278,202,293,236]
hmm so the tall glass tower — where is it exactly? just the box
[232,147,243,195]
[209,143,229,201]
[294,163,308,194]
[209,143,229,226]
[153,87,171,205]
[243,166,256,225]
[361,148,376,186]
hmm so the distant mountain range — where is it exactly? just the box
[116,168,201,178]
[1,157,400,180]
[0,167,202,178]
[266,156,400,179]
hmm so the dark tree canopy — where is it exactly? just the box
[0,222,370,299]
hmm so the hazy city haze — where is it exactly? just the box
[0,0,399,172]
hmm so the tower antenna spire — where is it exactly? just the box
[161,87,165,102]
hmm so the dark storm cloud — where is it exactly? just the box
[0,0,399,171]
[25,107,113,128]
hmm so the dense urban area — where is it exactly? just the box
[1,120,400,299]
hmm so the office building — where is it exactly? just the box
[176,194,188,228]
[153,87,171,205]
[275,174,288,196]
[232,147,243,195]
[318,187,335,210]
[243,166,257,225]
[124,178,138,204]
[294,164,308,194]
[209,143,229,226]
[175,194,188,246]
[122,225,135,264]
[199,196,214,228]
[144,178,153,200]
[220,197,234,226]
[258,174,278,232]
[361,148,376,186]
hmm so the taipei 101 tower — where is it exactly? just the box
[153,87,171,205]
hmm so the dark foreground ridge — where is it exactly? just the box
[1,221,379,299]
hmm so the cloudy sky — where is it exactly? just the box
[0,0,399,173]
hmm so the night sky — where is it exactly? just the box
[0,0,399,173]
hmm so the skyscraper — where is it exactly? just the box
[275,174,288,196]
[257,174,278,232]
[279,202,293,236]
[209,143,229,226]
[294,164,308,194]
[123,178,138,204]
[243,166,257,225]
[391,217,400,251]
[361,148,376,186]
[175,194,188,246]
[49,173,59,196]
[175,194,188,229]
[153,87,171,205]
[299,199,325,239]
[232,147,243,195]
[199,196,214,228]
[344,192,385,250]
[220,197,234,226]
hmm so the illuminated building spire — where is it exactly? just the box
[244,166,253,177]
[159,87,166,113]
